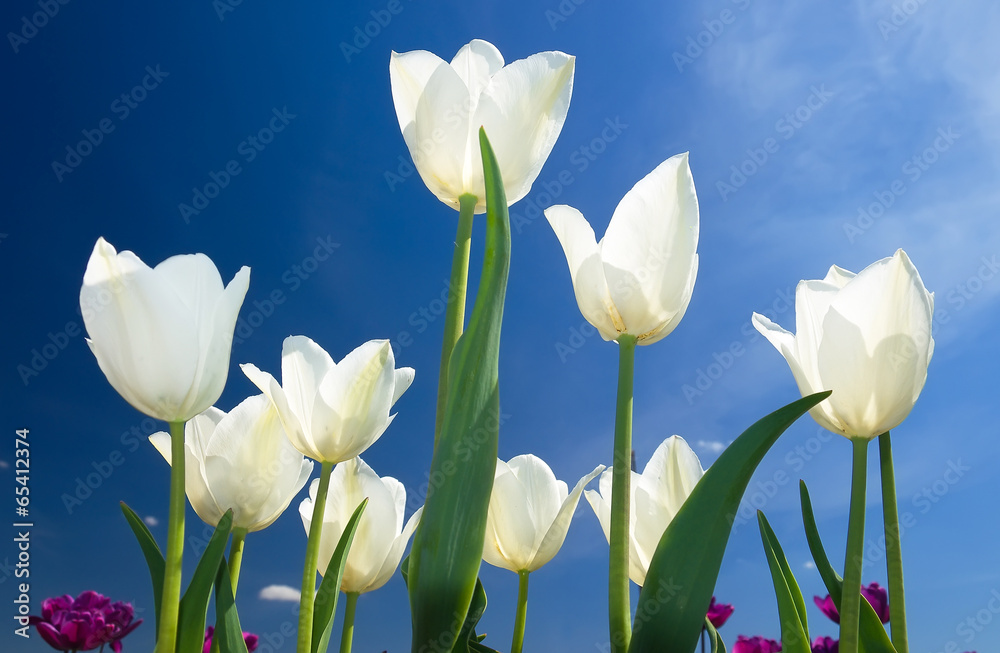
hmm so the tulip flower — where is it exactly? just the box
[586,436,704,586]
[29,590,142,652]
[753,250,932,653]
[80,237,250,423]
[544,152,699,346]
[751,249,933,441]
[389,38,574,213]
[481,455,603,653]
[733,635,782,653]
[814,582,890,624]
[148,394,313,533]
[242,336,413,464]
[483,455,604,573]
[300,457,422,653]
[203,626,258,653]
[706,596,734,629]
[811,636,838,653]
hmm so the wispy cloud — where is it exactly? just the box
[259,585,301,602]
[697,439,727,453]
[143,516,159,527]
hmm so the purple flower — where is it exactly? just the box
[814,582,891,625]
[203,625,259,653]
[733,635,782,653]
[706,596,734,628]
[812,636,838,653]
[29,590,141,652]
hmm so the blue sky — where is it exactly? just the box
[3,1,999,651]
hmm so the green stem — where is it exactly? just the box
[339,592,359,653]
[297,461,334,653]
[879,432,908,652]
[433,193,477,447]
[609,335,637,653]
[156,420,187,653]
[511,570,530,653]
[228,528,247,595]
[839,438,869,653]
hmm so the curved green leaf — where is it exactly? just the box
[758,511,810,653]
[214,560,249,653]
[800,481,896,653]
[177,510,234,653]
[312,499,368,653]
[628,391,830,653]
[121,502,165,633]
[408,128,510,653]
[704,618,726,653]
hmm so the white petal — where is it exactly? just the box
[529,464,604,571]
[389,49,449,152]
[544,205,622,340]
[601,154,699,343]
[392,367,415,406]
[449,39,504,102]
[362,506,422,594]
[484,462,535,571]
[242,363,320,461]
[642,436,704,517]
[475,51,575,207]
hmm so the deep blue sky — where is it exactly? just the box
[3,1,999,652]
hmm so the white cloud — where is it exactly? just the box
[259,585,301,602]
[144,516,159,527]
[697,439,726,453]
[0,460,9,469]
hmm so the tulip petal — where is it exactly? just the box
[242,363,321,461]
[507,455,565,539]
[365,506,423,593]
[392,367,415,405]
[449,39,504,103]
[389,48,449,152]
[601,153,699,344]
[643,435,704,517]
[545,205,623,340]
[484,461,536,571]
[530,464,604,571]
[475,51,575,207]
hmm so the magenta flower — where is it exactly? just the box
[812,636,838,653]
[29,590,141,652]
[203,625,259,653]
[814,582,890,624]
[733,635,782,653]
[706,596,734,628]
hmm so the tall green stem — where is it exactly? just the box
[210,529,249,653]
[609,335,637,653]
[339,592,359,653]
[840,438,869,653]
[156,420,187,653]
[879,431,908,652]
[297,461,334,653]
[511,571,530,653]
[433,193,477,447]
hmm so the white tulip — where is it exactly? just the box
[544,153,699,346]
[752,249,935,440]
[148,394,313,532]
[80,237,250,422]
[242,336,414,464]
[482,455,604,573]
[300,457,422,594]
[389,39,574,213]
[585,436,704,586]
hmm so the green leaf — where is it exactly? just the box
[800,481,897,653]
[311,499,368,653]
[757,511,810,653]
[121,501,166,633]
[402,558,497,653]
[177,510,234,653]
[628,391,830,653]
[704,618,726,653]
[407,128,511,652]
[213,560,249,653]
